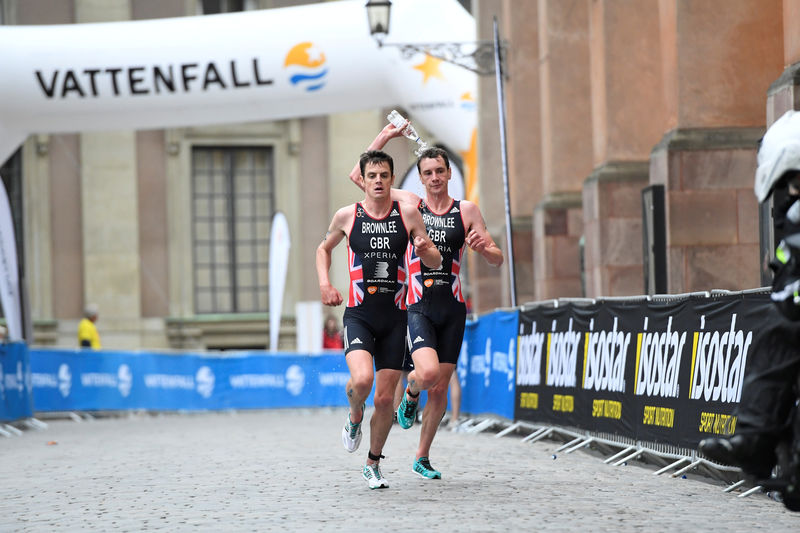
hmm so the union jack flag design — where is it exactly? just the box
[346,201,409,309]
[405,242,424,305]
[451,247,464,302]
[347,245,364,307]
[395,260,407,309]
[406,199,466,305]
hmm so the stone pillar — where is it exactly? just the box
[77,0,142,347]
[583,0,663,297]
[533,0,592,300]
[15,0,77,335]
[583,163,649,296]
[473,0,510,311]
[21,136,53,321]
[298,117,329,302]
[652,0,783,293]
[501,0,539,305]
[760,4,800,283]
[533,192,583,299]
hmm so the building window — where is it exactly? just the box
[197,0,257,15]
[191,147,273,314]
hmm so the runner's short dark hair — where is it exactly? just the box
[416,147,450,173]
[359,150,394,176]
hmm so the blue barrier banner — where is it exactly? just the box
[460,309,518,419]
[30,349,374,412]
[0,342,34,422]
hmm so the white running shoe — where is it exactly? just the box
[342,408,363,453]
[362,463,389,489]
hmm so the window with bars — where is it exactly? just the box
[191,147,273,314]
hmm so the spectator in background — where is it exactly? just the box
[78,303,101,349]
[322,315,344,350]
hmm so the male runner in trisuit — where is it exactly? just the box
[317,150,441,489]
[348,124,503,479]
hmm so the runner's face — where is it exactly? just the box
[419,156,450,194]
[363,161,394,199]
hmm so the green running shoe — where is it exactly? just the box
[396,392,418,429]
[362,463,389,489]
[413,456,442,479]
[342,404,365,453]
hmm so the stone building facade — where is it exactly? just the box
[476,0,790,307]
[2,0,796,349]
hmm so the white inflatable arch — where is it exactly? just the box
[0,0,478,340]
[0,0,478,192]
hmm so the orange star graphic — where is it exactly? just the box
[413,54,445,84]
[461,128,479,205]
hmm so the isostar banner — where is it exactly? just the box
[515,293,773,450]
[0,0,479,192]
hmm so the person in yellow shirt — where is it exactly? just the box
[78,303,101,349]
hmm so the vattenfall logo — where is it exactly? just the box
[35,57,274,99]
[284,42,328,92]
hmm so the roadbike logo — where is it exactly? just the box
[58,364,72,398]
[196,366,215,399]
[284,42,328,92]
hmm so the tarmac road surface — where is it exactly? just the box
[0,408,797,532]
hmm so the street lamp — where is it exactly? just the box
[365,0,391,44]
[365,0,502,76]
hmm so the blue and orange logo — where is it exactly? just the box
[284,42,328,92]
[460,92,476,111]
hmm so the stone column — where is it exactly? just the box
[77,0,142,347]
[533,0,592,300]
[501,0,539,305]
[760,4,800,284]
[583,0,663,297]
[652,0,782,293]
[473,0,509,310]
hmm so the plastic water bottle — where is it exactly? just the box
[387,110,428,156]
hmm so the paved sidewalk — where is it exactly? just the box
[0,408,797,532]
